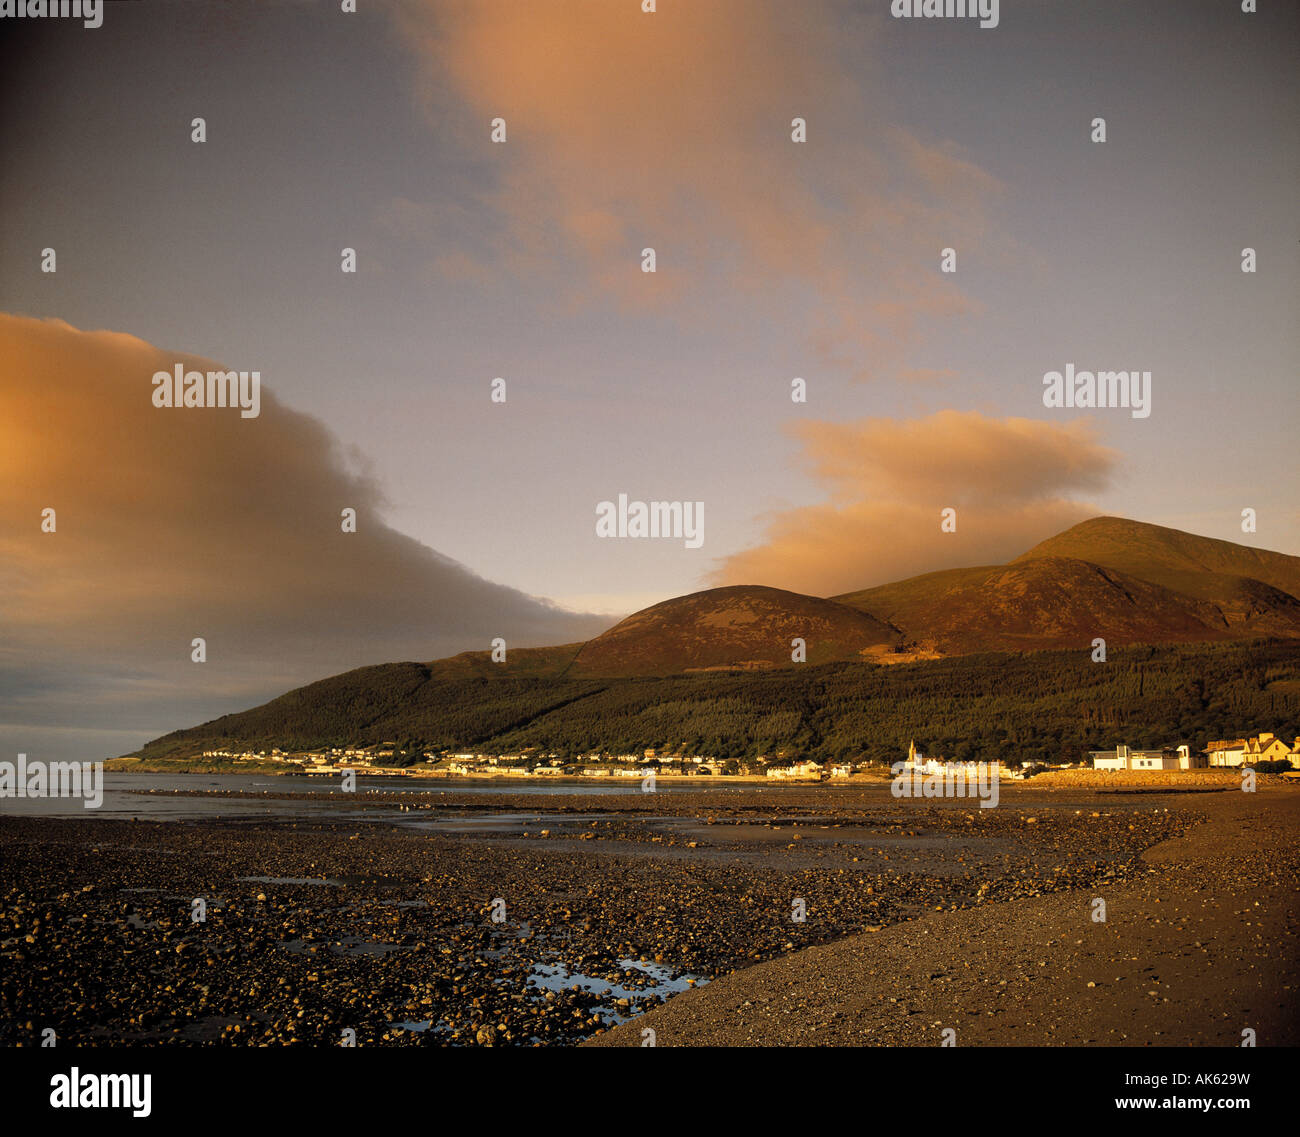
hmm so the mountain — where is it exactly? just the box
[565,585,899,677]
[1015,516,1300,597]
[835,557,1234,654]
[127,517,1300,760]
[424,643,585,679]
[128,638,1300,764]
[836,518,1300,652]
[1014,517,1300,636]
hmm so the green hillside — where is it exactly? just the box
[132,638,1300,768]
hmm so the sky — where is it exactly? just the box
[1,0,1297,761]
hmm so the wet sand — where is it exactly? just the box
[1,784,1282,1047]
[589,787,1300,1046]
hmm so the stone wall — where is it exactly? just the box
[1029,768,1250,788]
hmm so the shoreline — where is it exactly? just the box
[100,762,1280,790]
[105,770,790,785]
[4,783,1293,1047]
[588,786,1300,1046]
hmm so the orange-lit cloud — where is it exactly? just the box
[389,0,1002,380]
[713,411,1120,595]
[0,314,608,756]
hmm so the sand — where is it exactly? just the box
[588,787,1299,1046]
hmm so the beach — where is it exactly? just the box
[591,786,1299,1046]
[1,779,1293,1047]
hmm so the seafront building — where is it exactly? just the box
[1090,732,1300,771]
[1204,732,1300,767]
[766,760,824,781]
[1089,743,1200,771]
[899,739,1015,780]
[199,731,1297,778]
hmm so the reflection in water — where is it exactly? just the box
[0,773,826,821]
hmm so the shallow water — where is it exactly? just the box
[0,773,827,820]
[389,956,707,1039]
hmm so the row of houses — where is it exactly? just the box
[893,740,1024,781]
[770,741,1029,783]
[1204,732,1299,767]
[202,748,304,763]
[1089,732,1299,771]
[205,733,1299,778]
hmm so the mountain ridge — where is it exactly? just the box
[833,517,1300,652]
[129,516,1300,759]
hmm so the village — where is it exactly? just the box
[197,730,1300,781]
[1088,731,1300,771]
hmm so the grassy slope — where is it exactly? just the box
[128,639,1300,768]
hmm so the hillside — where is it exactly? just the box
[424,643,585,680]
[129,639,1300,767]
[836,517,1300,651]
[835,557,1236,654]
[1015,517,1300,636]
[1015,516,1300,597]
[565,585,899,677]
[129,516,1300,763]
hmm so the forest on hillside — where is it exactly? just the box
[135,639,1300,767]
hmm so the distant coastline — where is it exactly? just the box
[101,758,807,785]
[100,757,1289,791]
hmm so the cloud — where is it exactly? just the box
[897,367,958,386]
[388,0,1003,380]
[0,314,609,758]
[712,411,1120,596]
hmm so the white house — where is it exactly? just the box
[1205,732,1298,767]
[1090,743,1198,771]
[901,740,1010,778]
[767,760,823,780]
